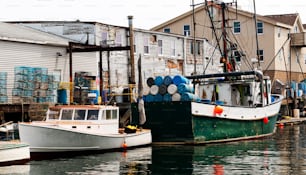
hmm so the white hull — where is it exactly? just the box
[0,141,30,164]
[191,95,283,120]
[18,123,152,152]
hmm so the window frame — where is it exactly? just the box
[164,28,170,33]
[183,25,190,36]
[257,22,264,34]
[144,37,149,54]
[257,49,264,61]
[233,21,241,34]
[158,39,163,55]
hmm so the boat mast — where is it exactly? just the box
[221,2,228,72]
[253,0,261,68]
[192,0,197,75]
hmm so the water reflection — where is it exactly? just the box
[1,123,306,174]
[29,147,151,175]
[150,124,306,175]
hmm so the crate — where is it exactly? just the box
[46,96,57,103]
[15,74,28,82]
[12,96,33,104]
[12,88,23,96]
[23,90,33,97]
[0,80,7,88]
[0,96,8,103]
[0,88,7,95]
[15,66,30,75]
[33,67,48,75]
[0,72,7,80]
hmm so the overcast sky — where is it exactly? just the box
[0,0,305,29]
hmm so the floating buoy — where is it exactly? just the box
[122,142,127,149]
[214,105,223,115]
[278,123,284,129]
[263,117,269,124]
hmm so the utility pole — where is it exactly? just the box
[128,16,135,84]
[192,0,197,75]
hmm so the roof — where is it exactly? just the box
[151,3,295,31]
[0,22,69,46]
[265,13,298,26]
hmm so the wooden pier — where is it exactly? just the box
[0,103,50,123]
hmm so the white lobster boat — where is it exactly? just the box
[18,105,151,153]
[0,141,30,166]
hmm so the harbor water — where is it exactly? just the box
[1,122,306,175]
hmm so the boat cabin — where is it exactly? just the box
[45,105,119,134]
[191,71,274,107]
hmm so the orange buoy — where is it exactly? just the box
[263,117,269,124]
[214,105,223,115]
[278,123,284,129]
[122,142,127,149]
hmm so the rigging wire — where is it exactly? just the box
[293,46,305,80]
[262,37,290,74]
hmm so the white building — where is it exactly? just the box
[6,21,221,104]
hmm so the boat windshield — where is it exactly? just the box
[62,109,73,120]
[74,109,86,120]
[102,109,118,120]
[87,110,99,120]
[48,110,60,120]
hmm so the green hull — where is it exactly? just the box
[131,101,278,144]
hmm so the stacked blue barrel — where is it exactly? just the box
[143,75,200,102]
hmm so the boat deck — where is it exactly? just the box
[0,141,29,150]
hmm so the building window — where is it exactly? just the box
[278,27,281,38]
[233,21,240,34]
[208,6,215,18]
[197,41,201,55]
[190,41,201,55]
[257,49,264,61]
[158,40,163,55]
[164,28,170,33]
[257,22,263,34]
[115,33,122,46]
[144,37,149,54]
[101,32,108,46]
[183,25,190,36]
[171,41,176,56]
[294,26,298,33]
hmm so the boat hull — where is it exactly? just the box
[132,100,281,144]
[0,141,30,166]
[18,123,152,153]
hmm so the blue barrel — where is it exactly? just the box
[89,90,99,104]
[215,100,224,105]
[163,76,173,86]
[146,77,155,87]
[163,93,172,102]
[201,99,211,104]
[144,94,154,102]
[154,94,163,102]
[181,92,198,101]
[158,84,168,95]
[57,89,68,104]
[154,76,164,86]
[178,83,194,93]
[173,75,189,86]
[290,81,297,91]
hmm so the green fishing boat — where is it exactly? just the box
[131,1,283,144]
